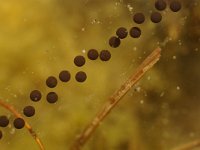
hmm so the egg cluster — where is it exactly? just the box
[0,0,181,140]
[108,0,181,48]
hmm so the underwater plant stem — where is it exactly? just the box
[172,139,200,150]
[71,47,161,150]
[0,99,45,150]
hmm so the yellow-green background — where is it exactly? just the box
[0,0,199,149]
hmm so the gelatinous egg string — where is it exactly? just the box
[109,0,182,48]
[28,0,182,108]
[0,0,182,141]
[0,1,182,149]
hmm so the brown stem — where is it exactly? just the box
[172,139,200,150]
[0,99,45,150]
[71,47,161,150]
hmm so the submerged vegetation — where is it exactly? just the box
[0,0,200,149]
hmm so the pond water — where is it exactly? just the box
[0,0,200,150]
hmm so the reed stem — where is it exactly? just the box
[0,99,45,150]
[71,47,161,150]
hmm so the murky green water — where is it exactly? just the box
[0,0,200,150]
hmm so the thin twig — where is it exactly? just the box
[71,47,161,150]
[172,139,200,150]
[0,99,45,150]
